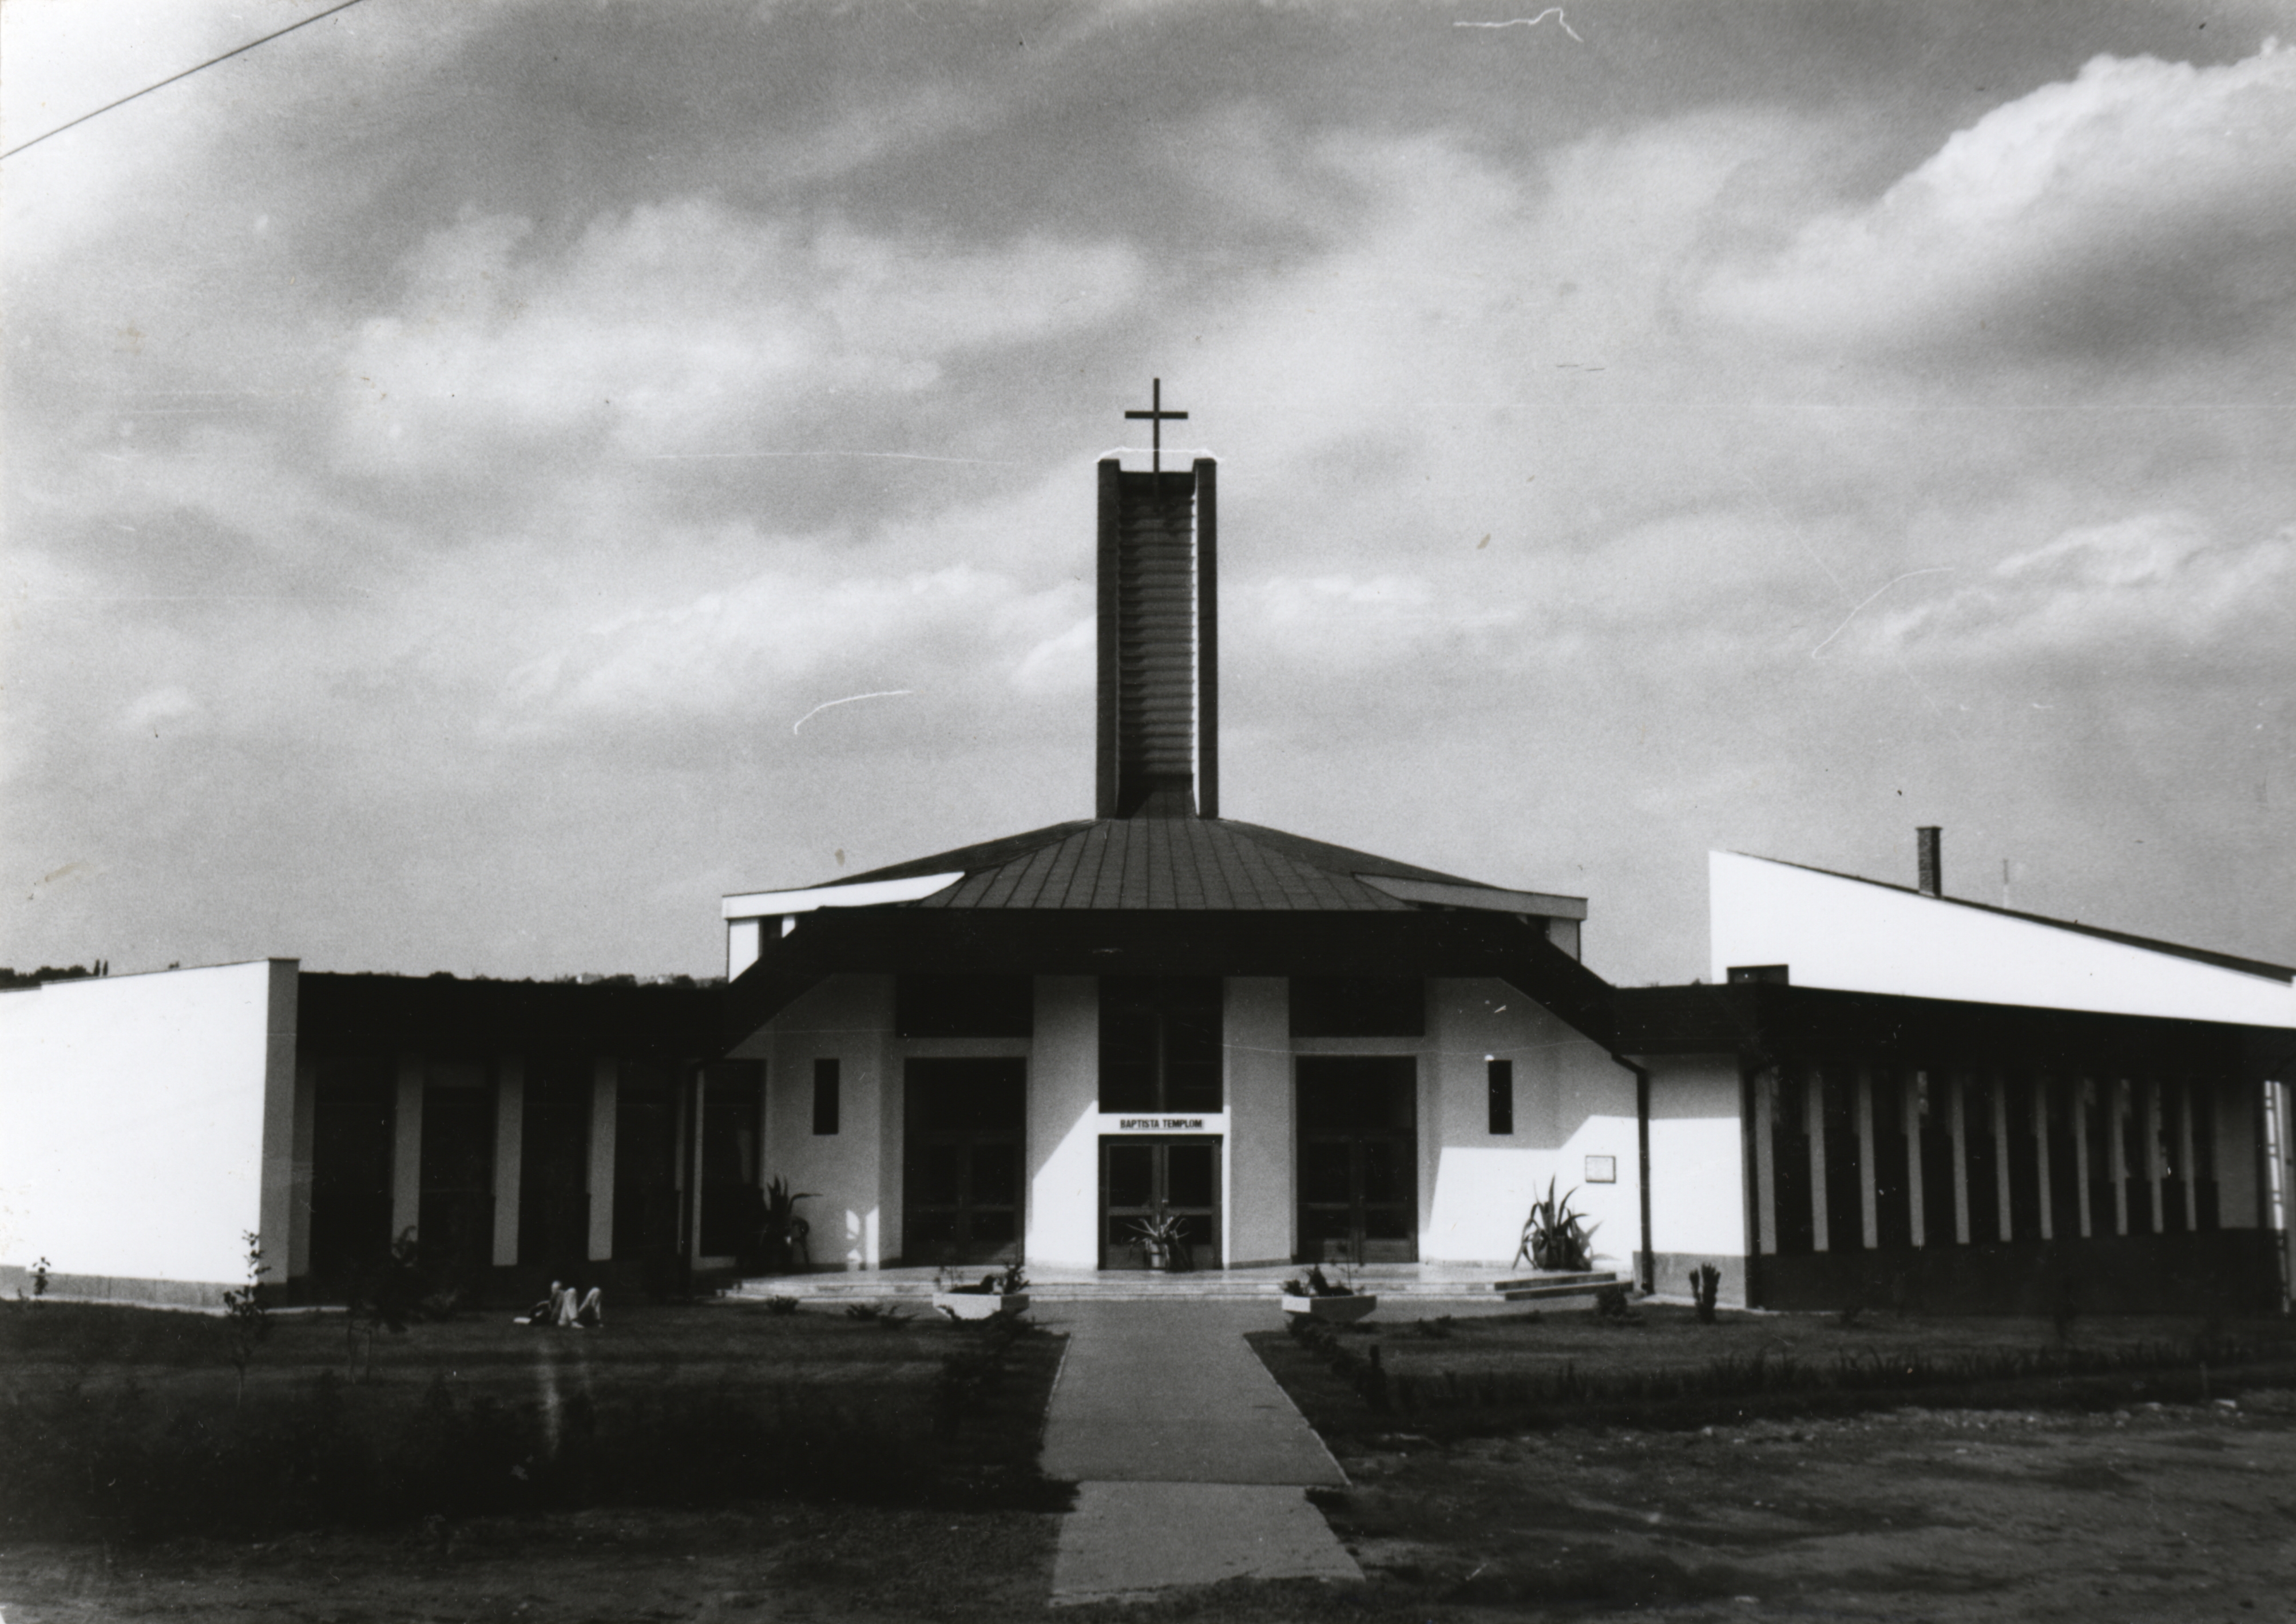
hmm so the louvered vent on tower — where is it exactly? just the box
[1096,457,1218,818]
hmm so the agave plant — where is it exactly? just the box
[758,1175,816,1274]
[1515,1176,1598,1272]
[1129,1203,1192,1270]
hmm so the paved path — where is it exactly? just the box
[1037,1301,1361,1606]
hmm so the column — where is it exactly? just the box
[2071,1078,2093,1238]
[2142,1077,2165,1234]
[2034,1076,2055,1241]
[588,1057,618,1263]
[288,1059,318,1277]
[1806,1067,1830,1253]
[1905,1070,1928,1247]
[1751,1066,1778,1255]
[2175,1077,2199,1232]
[392,1053,424,1246]
[2108,1077,2130,1237]
[687,1067,708,1266]
[493,1057,525,1266]
[1992,1071,2014,1242]
[1949,1071,1972,1246]
[1855,1065,1879,1251]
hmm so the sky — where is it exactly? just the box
[3,0,2291,989]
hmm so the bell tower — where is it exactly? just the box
[1096,381,1218,819]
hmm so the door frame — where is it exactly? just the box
[1294,1055,1420,1265]
[902,1057,1029,1266]
[1097,1134,1224,1270]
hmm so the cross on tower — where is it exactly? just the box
[1124,378,1189,474]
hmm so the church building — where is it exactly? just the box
[716,403,1642,1275]
[5,391,2291,1317]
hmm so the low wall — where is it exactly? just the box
[1752,1231,2282,1317]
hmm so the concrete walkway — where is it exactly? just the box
[1038,1300,1362,1606]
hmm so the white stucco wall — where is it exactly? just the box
[1419,978,1640,1267]
[756,976,894,1269]
[1643,1053,1747,1262]
[1226,977,1293,1267]
[1028,976,1098,1269]
[0,960,295,1297]
[1711,851,2295,1027]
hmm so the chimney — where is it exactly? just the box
[1095,417,1218,819]
[1916,826,1942,897]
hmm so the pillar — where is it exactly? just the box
[1949,1071,1972,1246]
[1751,1066,1778,1256]
[2034,1075,2055,1241]
[1992,1071,2013,1241]
[493,1057,524,1266]
[2143,1078,2165,1234]
[288,1059,318,1277]
[2107,1077,2130,1237]
[1806,1067,1830,1253]
[2179,1077,2203,1232]
[1226,977,1292,1267]
[2071,1078,2093,1238]
[392,1053,424,1246]
[687,1068,707,1266]
[1854,1065,1879,1251]
[1904,1070,1928,1247]
[588,1057,618,1263]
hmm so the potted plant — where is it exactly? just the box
[1280,1263,1377,1324]
[1129,1204,1192,1272]
[756,1175,816,1275]
[1514,1176,1598,1272]
[931,1261,1031,1322]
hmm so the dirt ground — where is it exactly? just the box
[7,1394,2294,1622]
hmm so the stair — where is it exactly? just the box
[724,1267,1624,1306]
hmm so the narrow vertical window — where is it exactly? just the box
[1486,1059,1514,1135]
[812,1057,840,1136]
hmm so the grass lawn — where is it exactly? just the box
[1249,1302,2296,1441]
[0,1297,1066,1544]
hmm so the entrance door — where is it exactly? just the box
[905,1059,1026,1265]
[1296,1056,1418,1263]
[1100,1136,1222,1269]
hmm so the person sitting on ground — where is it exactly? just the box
[571,1284,604,1329]
[514,1280,565,1326]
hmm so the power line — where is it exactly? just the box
[1,0,373,163]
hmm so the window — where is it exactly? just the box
[812,1057,840,1136]
[1099,977,1223,1112]
[1486,1059,1514,1135]
[1289,976,1423,1038]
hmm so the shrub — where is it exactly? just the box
[1516,1178,1598,1272]
[1690,1264,1722,1325]
[221,1232,270,1406]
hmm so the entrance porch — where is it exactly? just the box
[722,1259,1619,1305]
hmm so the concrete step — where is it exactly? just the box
[1496,1272,1621,1301]
[725,1269,1623,1305]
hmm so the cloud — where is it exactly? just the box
[495,559,1088,730]
[115,685,205,737]
[1857,512,2295,662]
[1701,43,2296,359]
[333,200,1146,474]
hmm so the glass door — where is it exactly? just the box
[1296,1056,1418,1264]
[1100,1136,1222,1269]
[904,1059,1027,1265]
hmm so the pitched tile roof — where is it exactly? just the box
[804,815,1524,913]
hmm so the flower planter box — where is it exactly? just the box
[931,1291,1030,1322]
[1281,1293,1377,1324]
